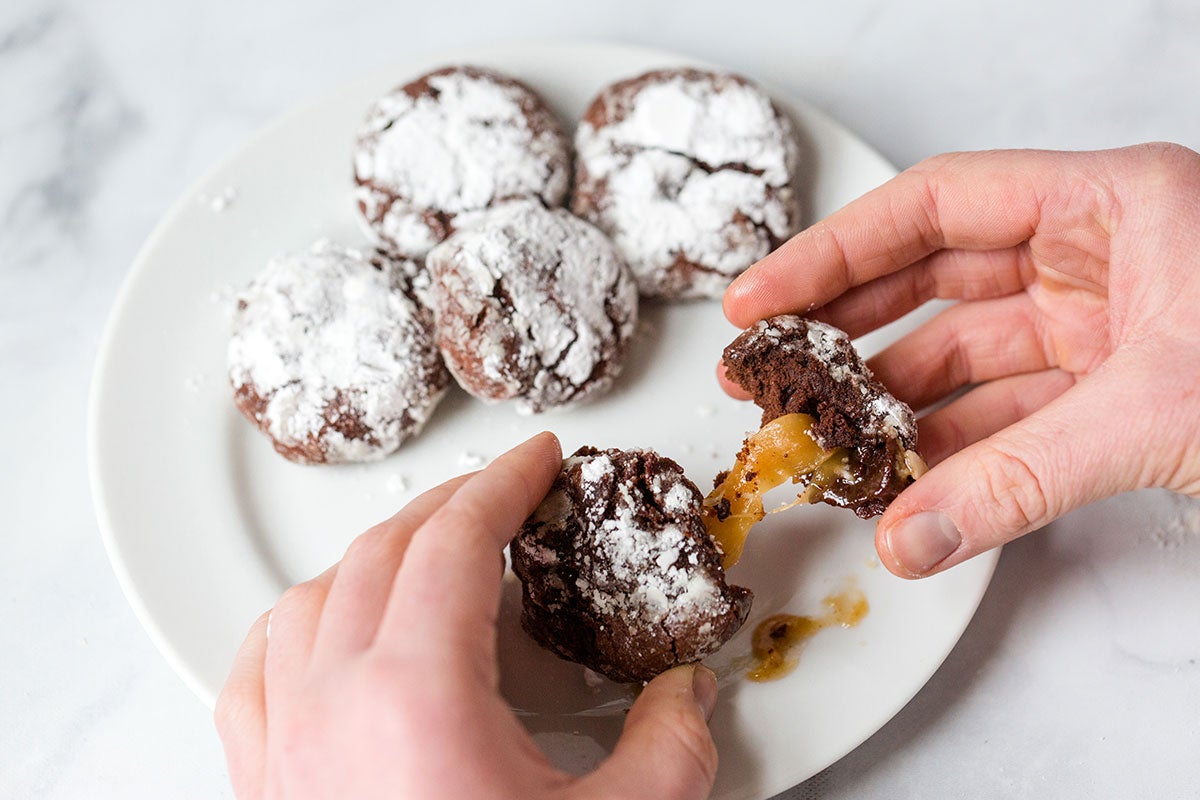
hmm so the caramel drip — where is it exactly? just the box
[747,586,869,681]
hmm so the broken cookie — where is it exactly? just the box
[511,446,752,683]
[705,315,926,566]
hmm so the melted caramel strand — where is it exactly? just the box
[702,414,847,568]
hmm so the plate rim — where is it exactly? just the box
[88,39,1000,796]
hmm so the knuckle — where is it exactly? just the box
[910,150,962,175]
[811,221,853,287]
[434,496,494,545]
[1140,140,1198,166]
[275,699,323,754]
[943,329,972,390]
[1131,142,1200,193]
[274,580,325,617]
[932,412,969,460]
[343,525,388,564]
[972,440,1051,534]
[350,654,463,732]
[357,653,409,692]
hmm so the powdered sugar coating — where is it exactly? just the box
[512,447,752,683]
[228,242,449,464]
[572,68,802,299]
[754,316,917,447]
[353,66,570,258]
[426,201,638,414]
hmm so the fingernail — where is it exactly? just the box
[885,511,962,576]
[692,664,718,721]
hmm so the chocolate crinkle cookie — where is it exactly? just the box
[426,201,638,414]
[228,241,449,464]
[572,68,802,300]
[353,65,571,258]
[511,447,753,683]
[722,315,923,517]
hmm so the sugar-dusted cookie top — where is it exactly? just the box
[228,241,448,463]
[572,68,802,299]
[512,446,752,683]
[426,201,638,414]
[354,65,570,258]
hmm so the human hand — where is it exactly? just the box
[214,432,721,800]
[721,143,1200,578]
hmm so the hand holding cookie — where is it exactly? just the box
[723,143,1200,578]
[215,433,721,800]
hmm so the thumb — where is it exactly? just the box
[574,665,719,800]
[877,366,1150,578]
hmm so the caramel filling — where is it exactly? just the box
[702,414,848,568]
[702,413,926,568]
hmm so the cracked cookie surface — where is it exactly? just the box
[571,68,802,299]
[228,241,449,464]
[512,447,753,683]
[353,65,570,259]
[425,201,638,414]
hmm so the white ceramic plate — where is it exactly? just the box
[89,43,997,800]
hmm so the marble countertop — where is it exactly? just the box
[4,0,1199,797]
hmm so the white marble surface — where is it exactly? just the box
[3,0,1199,797]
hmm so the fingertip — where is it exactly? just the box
[877,504,964,579]
[716,360,753,400]
[639,663,716,719]
[502,432,564,509]
[530,429,563,463]
[724,258,772,327]
[692,664,718,721]
[723,277,748,326]
[588,663,718,799]
[875,517,922,579]
[725,248,824,329]
[505,432,563,487]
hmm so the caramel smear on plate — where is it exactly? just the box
[702,413,848,568]
[747,584,869,682]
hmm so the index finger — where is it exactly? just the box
[310,472,476,661]
[375,432,562,664]
[722,148,1077,328]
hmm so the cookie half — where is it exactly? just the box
[706,316,925,564]
[512,447,752,683]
